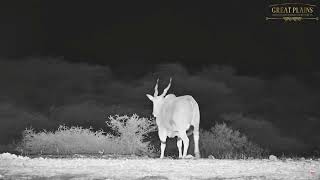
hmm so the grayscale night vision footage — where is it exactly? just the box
[0,1,319,179]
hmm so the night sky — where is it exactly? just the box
[1,1,319,76]
[0,1,320,155]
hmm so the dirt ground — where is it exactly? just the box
[0,153,319,180]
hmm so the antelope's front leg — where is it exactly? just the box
[158,130,167,159]
[160,141,166,159]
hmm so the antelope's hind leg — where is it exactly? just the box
[177,137,183,158]
[179,132,189,158]
[193,130,200,158]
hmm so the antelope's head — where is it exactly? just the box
[146,78,172,117]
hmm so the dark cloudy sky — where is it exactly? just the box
[1,1,319,77]
[0,1,320,155]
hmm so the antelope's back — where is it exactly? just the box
[159,95,196,131]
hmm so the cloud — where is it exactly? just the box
[0,102,55,144]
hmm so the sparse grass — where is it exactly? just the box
[200,123,267,159]
[16,114,157,156]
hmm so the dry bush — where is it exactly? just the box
[17,114,156,156]
[17,126,117,155]
[107,114,157,155]
[200,123,266,159]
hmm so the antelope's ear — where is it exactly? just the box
[146,94,154,101]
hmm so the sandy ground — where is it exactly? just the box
[0,153,319,180]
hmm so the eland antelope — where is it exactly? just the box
[146,78,200,159]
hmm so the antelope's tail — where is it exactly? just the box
[191,98,200,132]
[186,125,194,136]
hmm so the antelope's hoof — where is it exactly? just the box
[183,155,194,159]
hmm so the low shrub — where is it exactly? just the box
[106,114,157,155]
[16,114,156,156]
[16,113,266,158]
[200,123,266,159]
[17,126,116,155]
